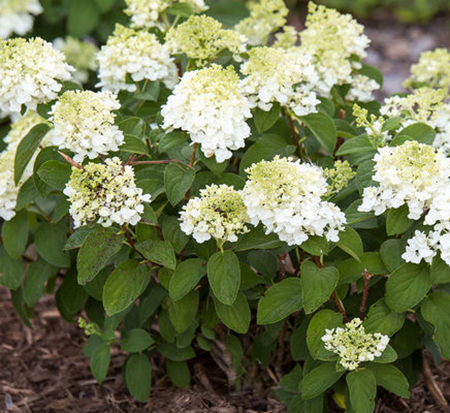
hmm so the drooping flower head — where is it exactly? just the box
[240,46,320,116]
[322,318,390,371]
[161,64,251,163]
[124,0,207,30]
[404,48,450,92]
[53,36,99,84]
[49,90,124,162]
[0,0,42,39]
[97,24,178,93]
[235,0,288,46]
[359,140,450,219]
[64,158,151,228]
[299,3,370,95]
[0,38,74,115]
[242,156,346,246]
[180,184,249,246]
[165,15,246,65]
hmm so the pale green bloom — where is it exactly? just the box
[180,184,249,246]
[53,36,98,84]
[273,25,298,49]
[64,158,151,228]
[235,0,288,46]
[324,160,356,195]
[352,103,388,146]
[165,15,246,65]
[322,318,389,371]
[404,48,450,91]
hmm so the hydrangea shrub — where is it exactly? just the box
[1,1,450,411]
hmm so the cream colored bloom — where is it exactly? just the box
[64,158,151,228]
[0,0,42,39]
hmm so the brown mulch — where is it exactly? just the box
[1,286,450,413]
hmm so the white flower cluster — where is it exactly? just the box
[359,140,450,219]
[124,0,207,30]
[235,0,288,46]
[0,111,54,220]
[97,24,177,93]
[161,65,251,163]
[0,38,74,115]
[0,0,42,39]
[242,156,346,246]
[240,46,320,116]
[63,157,151,228]
[322,318,389,371]
[49,90,124,162]
[404,48,450,92]
[299,3,370,95]
[180,184,249,246]
[345,74,380,103]
[53,36,99,84]
[165,15,246,65]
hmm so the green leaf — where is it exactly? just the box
[372,344,398,364]
[166,360,191,388]
[23,258,58,307]
[126,353,152,402]
[338,252,387,284]
[380,239,405,272]
[300,362,343,400]
[161,215,189,253]
[119,134,149,154]
[169,258,206,302]
[307,309,343,359]
[157,343,195,361]
[386,205,414,236]
[2,211,28,259]
[103,260,151,316]
[0,246,24,290]
[301,262,338,314]
[56,269,88,315]
[164,163,195,206]
[64,226,93,250]
[300,236,329,256]
[77,226,124,285]
[421,291,450,359]
[335,226,364,261]
[385,263,431,312]
[207,250,240,306]
[346,369,376,413]
[135,240,176,269]
[335,135,374,156]
[95,0,115,12]
[359,64,384,87]
[90,344,110,384]
[368,364,410,399]
[168,290,199,333]
[16,177,39,210]
[257,278,302,325]
[121,328,154,353]
[430,255,450,284]
[37,161,72,192]
[235,225,285,251]
[118,117,146,137]
[67,0,100,37]
[214,292,250,334]
[253,103,281,133]
[300,111,337,153]
[198,148,228,176]
[35,221,70,268]
[166,2,193,17]
[135,81,160,101]
[391,122,436,146]
[239,134,295,175]
[14,123,50,185]
[363,299,404,336]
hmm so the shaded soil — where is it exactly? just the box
[2,286,450,413]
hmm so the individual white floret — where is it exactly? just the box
[321,318,389,371]
[161,65,251,163]
[49,90,124,163]
[402,230,439,264]
[0,38,74,115]
[359,141,450,219]
[240,46,320,116]
[63,158,151,228]
[97,24,178,93]
[346,74,380,102]
[180,184,249,246]
[0,0,42,39]
[242,156,346,246]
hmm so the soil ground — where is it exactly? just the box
[2,12,450,413]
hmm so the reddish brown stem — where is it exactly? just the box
[184,143,198,203]
[129,159,194,169]
[332,292,349,323]
[359,269,372,319]
[58,151,83,170]
[287,114,302,159]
